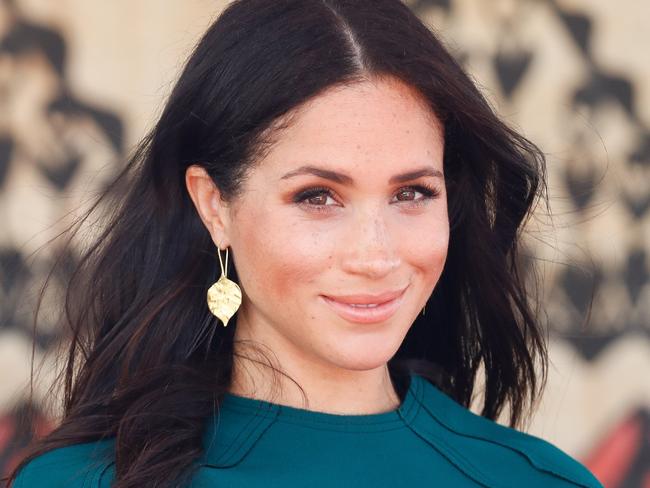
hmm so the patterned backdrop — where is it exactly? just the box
[0,1,648,486]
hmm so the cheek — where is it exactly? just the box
[403,215,449,281]
[231,207,332,302]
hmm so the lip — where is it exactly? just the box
[320,286,408,324]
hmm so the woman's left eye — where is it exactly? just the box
[393,185,441,204]
[292,184,441,212]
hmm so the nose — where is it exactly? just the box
[341,206,400,279]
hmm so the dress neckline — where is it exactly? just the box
[218,372,424,432]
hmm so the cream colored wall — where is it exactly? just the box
[9,0,226,147]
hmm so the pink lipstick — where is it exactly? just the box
[320,286,408,324]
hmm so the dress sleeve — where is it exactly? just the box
[11,440,115,488]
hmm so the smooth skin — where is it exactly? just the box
[185,75,449,416]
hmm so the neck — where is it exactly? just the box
[227,343,402,415]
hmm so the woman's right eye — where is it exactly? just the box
[293,186,339,212]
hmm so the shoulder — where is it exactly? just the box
[409,374,604,488]
[12,438,115,488]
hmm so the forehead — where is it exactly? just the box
[257,76,445,176]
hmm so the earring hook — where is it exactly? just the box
[218,246,228,277]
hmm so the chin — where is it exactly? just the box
[323,339,401,371]
[328,358,390,372]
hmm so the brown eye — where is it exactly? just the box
[306,193,329,205]
[397,189,417,201]
[391,185,440,207]
[294,187,336,205]
[293,186,339,213]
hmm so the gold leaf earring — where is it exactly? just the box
[206,246,242,327]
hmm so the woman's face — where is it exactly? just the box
[222,76,448,376]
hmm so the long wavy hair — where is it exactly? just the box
[7,0,549,486]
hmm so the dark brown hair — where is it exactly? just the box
[6,0,548,486]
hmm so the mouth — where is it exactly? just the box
[320,286,408,324]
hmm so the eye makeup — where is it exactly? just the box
[291,183,441,213]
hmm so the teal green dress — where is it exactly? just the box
[13,373,603,487]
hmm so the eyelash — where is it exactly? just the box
[292,184,441,213]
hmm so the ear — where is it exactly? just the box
[185,164,232,249]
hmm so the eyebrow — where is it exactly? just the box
[280,165,444,185]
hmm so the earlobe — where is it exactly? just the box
[209,193,232,249]
[185,164,231,249]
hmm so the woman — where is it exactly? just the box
[7,0,603,487]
